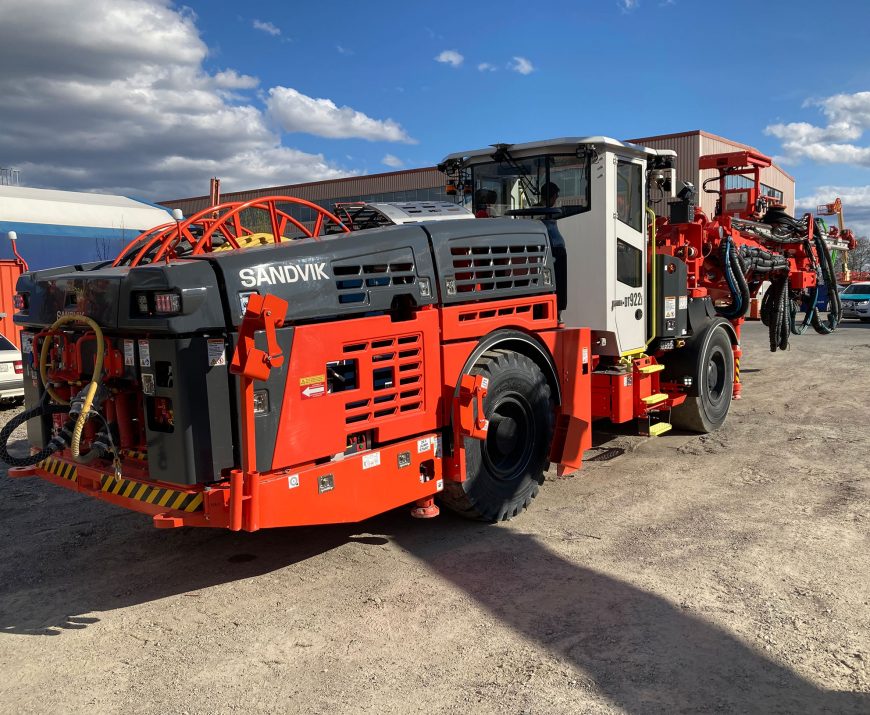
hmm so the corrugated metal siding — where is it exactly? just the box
[631,134,699,217]
[699,134,794,214]
[161,167,447,217]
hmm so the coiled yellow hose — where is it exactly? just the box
[38,314,105,460]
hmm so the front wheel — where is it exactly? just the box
[441,350,554,522]
[670,324,734,433]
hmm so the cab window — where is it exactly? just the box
[616,160,643,232]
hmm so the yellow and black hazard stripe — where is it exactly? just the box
[119,448,148,461]
[99,473,204,512]
[37,456,78,483]
[734,357,741,384]
[36,456,203,512]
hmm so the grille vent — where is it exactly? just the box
[333,261,416,304]
[343,333,423,424]
[450,243,545,294]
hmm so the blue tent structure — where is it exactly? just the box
[0,186,174,271]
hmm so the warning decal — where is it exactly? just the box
[123,340,135,366]
[300,374,326,399]
[664,296,676,319]
[138,340,151,367]
[207,339,226,367]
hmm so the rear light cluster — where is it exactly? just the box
[133,291,181,316]
[13,293,27,311]
[13,360,22,375]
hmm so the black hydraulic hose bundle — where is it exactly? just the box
[718,234,751,320]
[760,274,791,352]
[0,398,73,468]
[809,230,841,335]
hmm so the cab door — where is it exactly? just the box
[611,157,646,354]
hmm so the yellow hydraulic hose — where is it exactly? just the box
[39,314,105,460]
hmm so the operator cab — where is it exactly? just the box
[440,138,676,356]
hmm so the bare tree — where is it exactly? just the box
[835,235,870,276]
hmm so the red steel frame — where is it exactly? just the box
[13,151,848,531]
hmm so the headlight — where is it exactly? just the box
[857,300,870,305]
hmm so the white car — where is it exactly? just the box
[840,282,870,322]
[0,333,24,403]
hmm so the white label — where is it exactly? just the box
[436,479,444,491]
[239,262,330,288]
[207,339,226,367]
[287,473,300,489]
[582,347,588,364]
[138,340,151,367]
[480,377,489,390]
[417,437,431,453]
[664,297,676,319]
[433,436,442,458]
[678,295,688,310]
[362,451,381,470]
[123,339,135,366]
[21,333,33,355]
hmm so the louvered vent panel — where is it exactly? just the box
[342,333,423,424]
[450,243,546,294]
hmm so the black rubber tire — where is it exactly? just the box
[441,350,554,522]
[861,318,870,324]
[670,325,734,433]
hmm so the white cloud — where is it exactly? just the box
[619,0,639,10]
[336,44,353,55]
[213,69,259,90]
[252,19,281,36]
[267,87,416,143]
[477,62,496,72]
[765,91,870,167]
[435,50,463,68]
[381,154,404,169]
[508,56,534,75]
[0,0,361,198]
[797,185,870,238]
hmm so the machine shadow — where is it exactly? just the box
[0,508,362,636]
[391,516,869,715]
[1,499,867,713]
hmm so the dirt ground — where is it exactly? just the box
[0,320,868,715]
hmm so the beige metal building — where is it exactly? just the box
[161,129,794,220]
[628,130,794,216]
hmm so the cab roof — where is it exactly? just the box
[441,136,675,165]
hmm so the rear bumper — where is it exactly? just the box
[9,433,444,530]
[0,383,23,399]
[9,451,212,528]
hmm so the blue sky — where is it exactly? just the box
[2,0,870,230]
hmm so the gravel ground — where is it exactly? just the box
[0,320,868,714]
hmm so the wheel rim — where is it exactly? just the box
[482,394,536,481]
[705,347,727,406]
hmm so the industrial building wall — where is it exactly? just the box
[631,131,795,217]
[162,167,448,218]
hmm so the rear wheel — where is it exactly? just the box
[441,350,554,522]
[670,325,734,433]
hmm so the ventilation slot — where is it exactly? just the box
[450,243,546,295]
[343,333,424,424]
[332,259,417,305]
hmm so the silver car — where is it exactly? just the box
[840,282,870,322]
[0,333,24,403]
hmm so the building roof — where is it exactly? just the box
[0,185,172,236]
